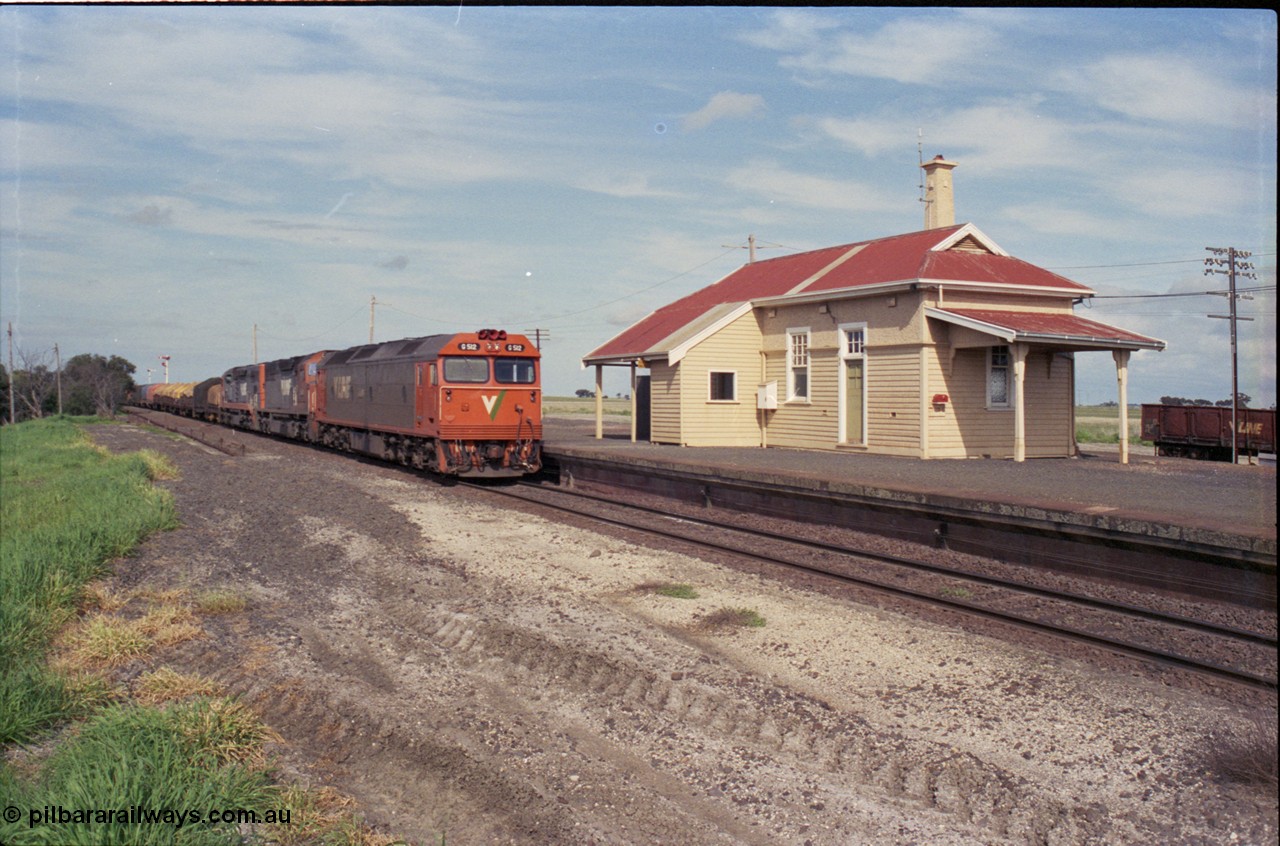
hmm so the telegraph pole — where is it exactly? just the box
[1204,246,1257,463]
[54,343,62,416]
[722,234,779,264]
[369,295,377,343]
[523,328,550,350]
[6,322,14,424]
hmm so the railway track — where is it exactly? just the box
[123,407,246,456]
[466,480,1278,693]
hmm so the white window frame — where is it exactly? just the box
[786,327,811,402]
[987,345,1013,410]
[707,370,737,403]
[838,322,868,445]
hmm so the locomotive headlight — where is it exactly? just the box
[445,389,452,402]
[530,391,537,403]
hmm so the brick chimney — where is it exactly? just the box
[920,155,958,230]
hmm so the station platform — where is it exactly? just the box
[541,417,1275,602]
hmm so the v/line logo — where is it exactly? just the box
[481,391,507,420]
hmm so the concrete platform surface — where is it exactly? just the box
[542,417,1276,557]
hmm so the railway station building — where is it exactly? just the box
[582,157,1165,462]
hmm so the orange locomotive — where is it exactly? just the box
[313,330,541,476]
[212,330,541,477]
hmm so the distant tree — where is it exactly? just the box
[1162,396,1224,407]
[0,362,8,423]
[575,389,593,398]
[63,353,137,416]
[11,348,56,421]
[1213,392,1252,408]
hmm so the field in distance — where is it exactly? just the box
[1075,404,1142,443]
[543,396,633,418]
[542,401,1145,436]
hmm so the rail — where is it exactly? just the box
[465,480,1277,693]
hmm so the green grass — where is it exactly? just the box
[701,607,767,629]
[542,396,633,417]
[1074,405,1144,445]
[652,583,700,599]
[0,700,274,846]
[0,417,405,846]
[1,417,177,741]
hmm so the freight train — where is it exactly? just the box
[129,330,542,477]
[1140,403,1275,461]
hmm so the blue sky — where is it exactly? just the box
[1,6,1275,406]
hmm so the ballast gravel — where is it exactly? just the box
[85,420,1277,845]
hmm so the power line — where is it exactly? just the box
[1090,285,1274,300]
[1048,251,1276,271]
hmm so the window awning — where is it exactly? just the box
[925,308,1165,351]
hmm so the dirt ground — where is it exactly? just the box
[87,421,1277,845]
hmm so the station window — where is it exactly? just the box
[988,346,1012,408]
[709,371,736,402]
[844,328,864,356]
[787,329,810,401]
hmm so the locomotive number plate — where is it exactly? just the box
[458,343,480,351]
[505,344,525,352]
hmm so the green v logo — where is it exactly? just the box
[481,391,506,420]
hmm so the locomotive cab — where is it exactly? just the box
[313,330,542,477]
[431,331,542,475]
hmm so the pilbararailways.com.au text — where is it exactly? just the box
[11,804,292,829]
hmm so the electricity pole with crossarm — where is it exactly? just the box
[1204,246,1257,463]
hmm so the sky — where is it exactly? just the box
[1,6,1275,407]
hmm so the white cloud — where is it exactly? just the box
[725,160,899,214]
[749,11,1002,85]
[682,91,765,131]
[1055,55,1276,129]
[1105,165,1262,219]
[999,204,1132,241]
[570,173,686,200]
[736,10,842,53]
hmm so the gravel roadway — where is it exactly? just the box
[87,420,1277,846]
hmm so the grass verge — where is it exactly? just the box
[1,418,403,845]
[1,417,177,742]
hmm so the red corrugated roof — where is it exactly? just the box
[586,242,859,362]
[933,308,1165,349]
[585,225,1097,363]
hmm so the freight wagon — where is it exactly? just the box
[1140,404,1276,461]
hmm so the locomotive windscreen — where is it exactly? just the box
[495,358,536,384]
[443,357,488,383]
